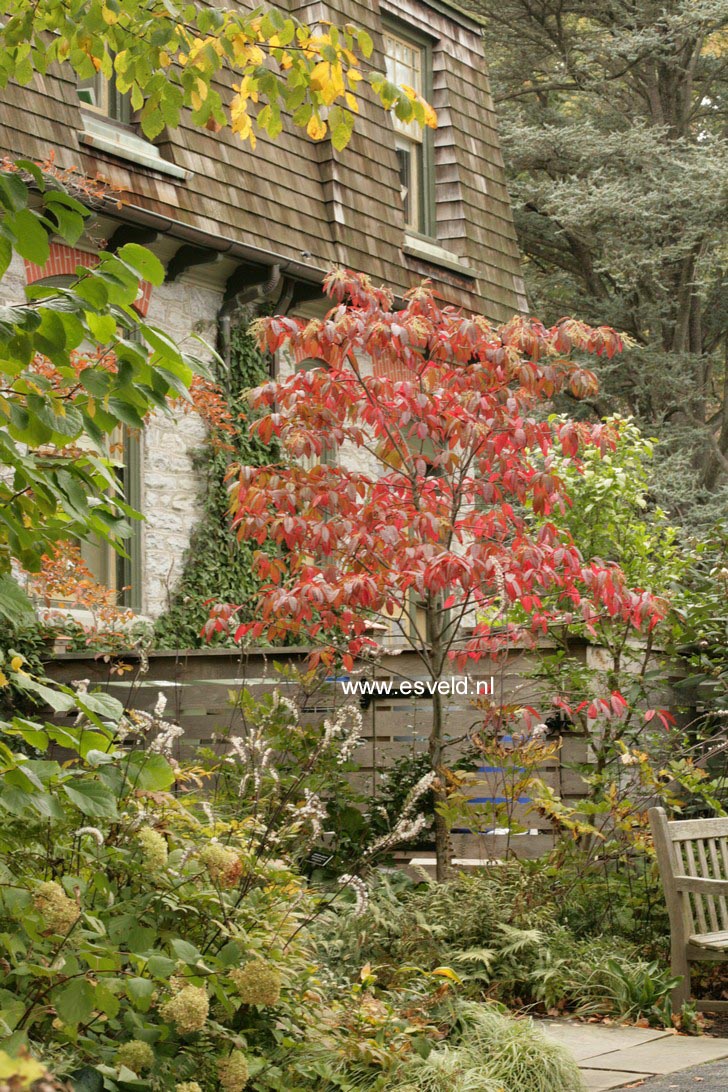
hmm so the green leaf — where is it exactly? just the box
[118,243,165,286]
[0,988,25,1032]
[125,977,155,1012]
[30,792,64,819]
[217,940,243,968]
[92,986,120,1022]
[14,159,45,188]
[85,312,117,342]
[69,1066,105,1092]
[146,953,176,977]
[45,205,84,245]
[0,787,36,816]
[357,28,374,58]
[77,691,124,721]
[139,324,184,363]
[0,172,29,212]
[73,277,109,310]
[329,106,354,152]
[0,575,34,623]
[4,720,49,750]
[63,779,119,819]
[170,938,200,963]
[0,234,11,279]
[12,676,77,713]
[126,752,175,791]
[11,208,50,265]
[55,978,94,1026]
[126,924,156,954]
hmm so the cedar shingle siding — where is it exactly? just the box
[0,0,525,319]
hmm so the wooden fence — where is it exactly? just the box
[43,641,682,860]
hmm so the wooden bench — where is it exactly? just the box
[649,806,728,1011]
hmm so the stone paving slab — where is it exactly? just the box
[535,1020,669,1061]
[535,1019,728,1090]
[580,1035,728,1074]
[581,1070,654,1090]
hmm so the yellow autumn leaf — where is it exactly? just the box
[233,38,265,66]
[310,60,345,105]
[235,75,259,103]
[432,967,462,983]
[195,77,208,102]
[345,91,359,113]
[101,5,118,26]
[230,92,257,146]
[309,60,329,91]
[307,114,327,140]
[191,90,203,111]
[0,1050,46,1084]
[159,50,171,68]
[423,101,437,128]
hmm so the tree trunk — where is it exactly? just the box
[429,686,451,882]
[427,596,451,882]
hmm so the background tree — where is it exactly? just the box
[210,270,664,879]
[465,0,728,518]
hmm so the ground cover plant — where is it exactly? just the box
[316,864,686,1030]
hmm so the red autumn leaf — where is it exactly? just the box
[202,270,664,684]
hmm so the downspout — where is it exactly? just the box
[217,264,282,384]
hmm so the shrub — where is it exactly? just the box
[0,671,444,1089]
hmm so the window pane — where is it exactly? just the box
[77,70,130,124]
[396,139,422,232]
[383,31,423,143]
[78,73,106,113]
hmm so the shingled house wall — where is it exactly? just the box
[0,0,526,616]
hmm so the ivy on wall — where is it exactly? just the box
[153,317,278,649]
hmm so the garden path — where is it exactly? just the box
[535,1019,728,1090]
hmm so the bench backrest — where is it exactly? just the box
[649,807,728,939]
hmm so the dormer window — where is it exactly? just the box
[383,26,435,238]
[78,71,131,124]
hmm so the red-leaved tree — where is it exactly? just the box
[207,270,664,878]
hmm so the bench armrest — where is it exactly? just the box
[674,874,728,895]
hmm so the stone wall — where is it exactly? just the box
[2,253,222,618]
[141,279,220,617]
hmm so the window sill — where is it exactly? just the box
[78,114,190,181]
[403,234,475,278]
